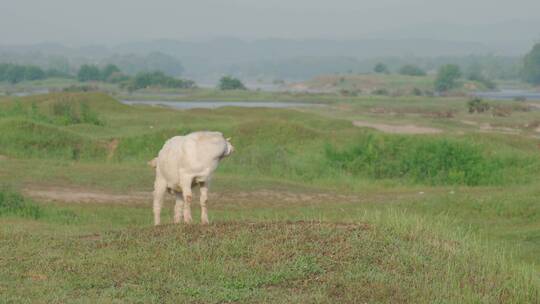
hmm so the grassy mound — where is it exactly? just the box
[0,93,129,127]
[1,220,537,303]
[0,119,107,160]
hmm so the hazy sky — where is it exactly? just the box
[2,0,540,45]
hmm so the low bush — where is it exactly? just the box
[372,88,389,96]
[324,134,530,186]
[0,186,42,219]
[467,98,490,113]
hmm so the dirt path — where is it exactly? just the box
[25,187,150,204]
[353,121,442,134]
[23,186,362,206]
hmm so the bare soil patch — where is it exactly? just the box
[24,186,362,206]
[353,120,442,134]
[478,123,521,135]
[24,187,150,204]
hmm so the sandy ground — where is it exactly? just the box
[353,121,442,134]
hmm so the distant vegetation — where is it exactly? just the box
[0,63,71,84]
[398,65,426,76]
[467,98,490,113]
[0,61,195,93]
[434,64,462,92]
[373,63,389,74]
[466,63,496,90]
[76,64,195,91]
[324,135,522,186]
[77,64,102,82]
[104,52,185,76]
[218,76,247,90]
[126,71,195,91]
[522,42,540,85]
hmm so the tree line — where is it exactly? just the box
[373,42,540,92]
[0,63,71,84]
[77,64,196,91]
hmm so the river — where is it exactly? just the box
[120,100,320,109]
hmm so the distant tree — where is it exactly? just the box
[106,71,129,83]
[434,64,462,92]
[129,71,195,90]
[100,64,121,81]
[46,68,72,78]
[5,65,26,84]
[24,65,46,81]
[77,64,101,82]
[467,63,496,90]
[398,65,426,76]
[145,52,184,76]
[106,52,184,76]
[47,55,71,75]
[218,76,246,90]
[0,63,9,82]
[374,63,389,74]
[522,43,540,85]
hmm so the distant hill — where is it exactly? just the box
[0,37,525,81]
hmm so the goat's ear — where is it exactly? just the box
[226,137,232,141]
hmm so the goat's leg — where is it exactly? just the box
[173,191,184,224]
[181,179,193,224]
[199,181,209,225]
[153,178,167,226]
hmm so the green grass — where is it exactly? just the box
[0,186,42,219]
[1,92,539,302]
[1,196,538,303]
[324,133,539,186]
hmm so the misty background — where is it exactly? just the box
[1,0,540,83]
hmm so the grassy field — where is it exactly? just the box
[0,92,539,303]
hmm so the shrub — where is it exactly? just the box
[0,186,42,219]
[77,64,101,82]
[339,89,358,97]
[100,64,120,81]
[372,88,389,96]
[399,65,426,76]
[80,103,104,126]
[435,64,462,92]
[24,66,46,81]
[412,88,423,96]
[63,85,98,92]
[129,71,195,90]
[374,63,389,74]
[467,98,490,113]
[522,42,540,85]
[324,135,508,186]
[52,101,81,125]
[218,76,247,90]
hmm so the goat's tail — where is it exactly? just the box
[147,157,158,168]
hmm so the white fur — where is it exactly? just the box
[150,131,234,225]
